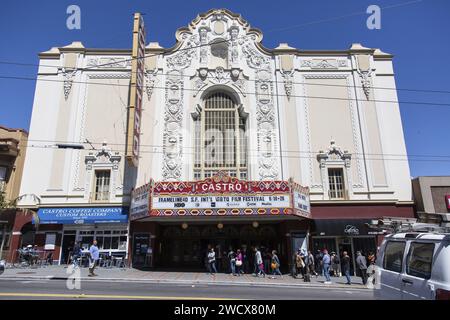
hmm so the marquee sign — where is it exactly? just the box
[130,172,310,220]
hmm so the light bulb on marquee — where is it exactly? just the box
[252,221,259,228]
[181,223,188,229]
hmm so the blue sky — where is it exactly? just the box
[0,0,449,177]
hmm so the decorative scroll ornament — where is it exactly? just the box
[166,33,200,70]
[162,71,184,180]
[62,68,77,100]
[359,71,372,100]
[281,71,294,100]
[144,69,158,101]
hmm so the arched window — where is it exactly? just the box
[194,92,247,179]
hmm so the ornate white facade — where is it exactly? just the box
[18,9,412,208]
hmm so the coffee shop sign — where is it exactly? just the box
[344,225,360,235]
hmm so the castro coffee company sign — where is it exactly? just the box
[130,172,310,219]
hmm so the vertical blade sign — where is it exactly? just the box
[126,13,146,167]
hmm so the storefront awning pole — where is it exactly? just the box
[0,223,6,259]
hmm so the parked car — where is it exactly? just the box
[0,260,5,275]
[375,231,450,300]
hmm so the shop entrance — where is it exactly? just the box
[158,223,283,272]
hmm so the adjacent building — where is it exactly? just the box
[0,125,28,261]
[17,9,415,271]
[412,176,450,223]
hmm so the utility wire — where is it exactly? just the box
[1,74,449,107]
[21,143,450,163]
[14,137,450,160]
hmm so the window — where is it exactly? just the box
[406,242,434,279]
[383,241,406,273]
[94,229,128,251]
[0,166,7,192]
[44,233,57,250]
[0,230,10,250]
[94,170,110,201]
[194,92,247,180]
[328,168,345,199]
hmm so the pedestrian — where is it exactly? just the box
[322,249,332,284]
[271,250,282,278]
[251,246,258,275]
[342,251,352,285]
[308,250,317,276]
[254,247,265,278]
[263,248,271,274]
[88,240,99,277]
[295,249,304,278]
[236,249,243,276]
[242,246,249,274]
[331,252,341,277]
[228,247,237,276]
[315,250,323,277]
[356,251,368,285]
[207,248,218,274]
[72,241,82,267]
[368,251,376,265]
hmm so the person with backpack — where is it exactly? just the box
[294,249,305,279]
[331,252,341,277]
[228,248,237,276]
[308,250,317,276]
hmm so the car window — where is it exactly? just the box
[406,242,434,279]
[383,241,406,273]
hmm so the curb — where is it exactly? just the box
[0,275,369,290]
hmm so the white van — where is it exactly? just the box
[375,231,450,300]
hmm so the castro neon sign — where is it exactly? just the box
[198,182,244,193]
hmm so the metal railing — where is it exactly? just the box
[89,191,110,203]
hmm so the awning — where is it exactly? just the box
[34,207,128,225]
[313,219,383,236]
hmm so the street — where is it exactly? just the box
[0,278,374,300]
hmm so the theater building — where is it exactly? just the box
[18,9,414,270]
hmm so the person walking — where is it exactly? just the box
[254,247,265,278]
[302,249,311,282]
[341,251,352,285]
[331,252,341,277]
[271,250,282,278]
[314,250,323,277]
[294,249,304,278]
[72,241,82,268]
[236,249,243,276]
[88,240,99,277]
[356,251,368,285]
[322,249,332,284]
[263,249,271,275]
[228,248,237,276]
[207,248,218,274]
[308,250,317,276]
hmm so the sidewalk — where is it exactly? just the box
[1,265,370,290]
